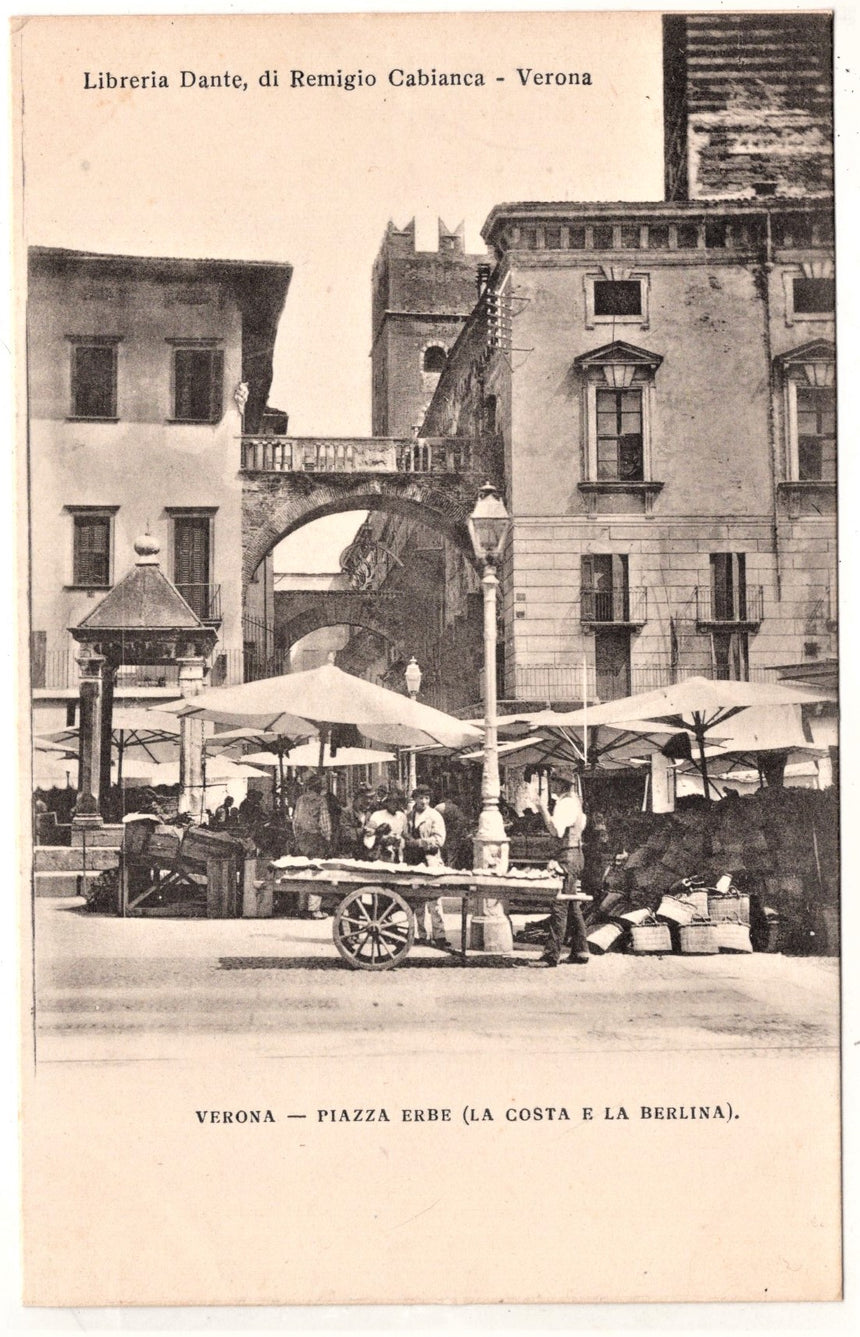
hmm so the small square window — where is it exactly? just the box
[593,281,642,318]
[792,278,835,315]
[545,227,563,250]
[677,223,700,249]
[172,346,224,423]
[591,224,613,249]
[567,226,586,249]
[619,225,641,249]
[72,513,112,587]
[648,224,670,250]
[71,342,117,419]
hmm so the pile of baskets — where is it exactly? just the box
[586,874,754,956]
[642,875,752,955]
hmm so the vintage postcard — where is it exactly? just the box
[14,4,845,1309]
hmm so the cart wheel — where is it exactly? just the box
[333,886,415,971]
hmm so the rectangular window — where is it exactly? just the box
[581,554,630,622]
[648,224,670,250]
[173,513,212,619]
[619,224,641,248]
[596,389,643,480]
[567,226,586,249]
[792,278,835,314]
[711,630,749,681]
[73,513,112,587]
[70,342,117,419]
[593,281,642,317]
[710,553,747,623]
[591,224,613,249]
[797,387,836,481]
[595,628,631,699]
[677,222,700,249]
[545,227,562,249]
[172,346,224,423]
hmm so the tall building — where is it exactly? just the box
[371,218,488,436]
[422,195,835,703]
[27,247,291,729]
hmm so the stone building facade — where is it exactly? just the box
[420,195,835,703]
[28,248,290,729]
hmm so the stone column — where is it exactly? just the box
[177,656,207,822]
[73,651,109,826]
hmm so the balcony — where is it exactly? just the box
[695,584,763,629]
[240,435,474,475]
[176,583,222,625]
[580,585,647,627]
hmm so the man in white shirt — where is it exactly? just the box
[405,786,451,948]
[362,790,407,862]
[534,770,590,966]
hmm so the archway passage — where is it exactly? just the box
[242,472,483,586]
[278,595,419,656]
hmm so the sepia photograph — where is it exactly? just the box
[13,3,845,1310]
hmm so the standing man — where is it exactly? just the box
[535,770,590,967]
[363,789,407,863]
[291,775,332,919]
[405,786,451,949]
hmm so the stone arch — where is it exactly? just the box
[283,605,406,656]
[242,473,480,584]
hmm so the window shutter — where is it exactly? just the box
[210,349,224,422]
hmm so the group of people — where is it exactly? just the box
[204,767,606,965]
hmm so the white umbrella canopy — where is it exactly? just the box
[242,743,395,769]
[44,708,183,768]
[165,663,482,751]
[550,675,836,798]
[463,725,695,773]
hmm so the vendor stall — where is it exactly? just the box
[263,856,584,971]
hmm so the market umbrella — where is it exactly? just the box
[549,676,835,800]
[165,664,482,753]
[242,743,395,769]
[44,708,183,787]
[462,725,698,773]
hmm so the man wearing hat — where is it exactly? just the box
[338,784,374,856]
[404,785,451,948]
[534,769,590,966]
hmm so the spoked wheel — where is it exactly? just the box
[333,886,415,971]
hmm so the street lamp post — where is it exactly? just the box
[404,656,422,794]
[468,482,513,952]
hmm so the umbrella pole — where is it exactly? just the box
[278,751,285,817]
[695,717,712,802]
[317,728,328,778]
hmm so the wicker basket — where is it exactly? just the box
[678,922,719,955]
[631,923,672,954]
[708,893,750,925]
[714,921,753,953]
[586,923,624,954]
[656,895,698,926]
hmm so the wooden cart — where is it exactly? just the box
[267,860,589,971]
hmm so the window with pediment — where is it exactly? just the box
[774,341,836,483]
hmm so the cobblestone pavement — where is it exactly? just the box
[30,898,840,1065]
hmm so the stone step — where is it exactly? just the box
[34,846,120,872]
[71,824,124,849]
[33,872,93,897]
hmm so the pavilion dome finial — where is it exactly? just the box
[134,532,160,565]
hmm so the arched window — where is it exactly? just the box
[422,345,447,373]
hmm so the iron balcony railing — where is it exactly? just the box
[240,435,474,475]
[176,583,222,624]
[695,584,764,627]
[580,585,648,626]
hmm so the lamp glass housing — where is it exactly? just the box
[404,656,422,696]
[468,484,511,563]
